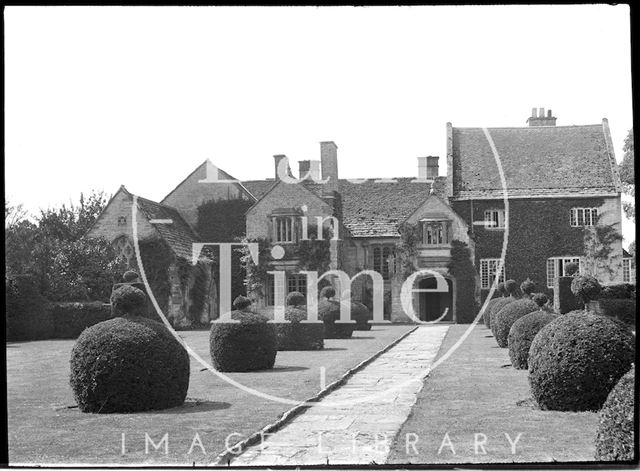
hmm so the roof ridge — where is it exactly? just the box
[453,124,602,130]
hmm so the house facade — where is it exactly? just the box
[88,108,627,325]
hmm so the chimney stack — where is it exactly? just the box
[274,154,291,181]
[320,141,338,195]
[298,160,311,179]
[527,107,557,127]
[427,156,439,179]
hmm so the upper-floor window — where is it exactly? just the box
[546,256,581,288]
[117,216,127,226]
[622,258,635,283]
[373,246,395,280]
[423,221,450,245]
[480,258,505,289]
[570,207,598,227]
[274,216,296,243]
[484,209,505,229]
[112,235,135,268]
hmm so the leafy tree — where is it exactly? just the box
[619,129,634,223]
[5,190,126,302]
[583,222,623,281]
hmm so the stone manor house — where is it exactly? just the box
[88,108,632,327]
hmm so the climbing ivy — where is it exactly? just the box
[397,222,421,279]
[196,197,253,300]
[452,197,606,299]
[447,240,477,323]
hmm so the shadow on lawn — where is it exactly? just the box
[254,366,309,373]
[152,399,232,414]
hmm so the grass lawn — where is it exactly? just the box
[7,324,413,465]
[387,324,600,464]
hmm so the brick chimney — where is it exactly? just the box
[298,160,322,181]
[320,141,338,195]
[417,156,439,180]
[298,160,311,179]
[274,154,291,181]
[527,107,557,127]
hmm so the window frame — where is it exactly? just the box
[480,258,506,289]
[273,216,297,244]
[570,207,598,227]
[372,245,395,281]
[421,220,451,246]
[483,209,506,230]
[622,257,635,283]
[546,256,581,288]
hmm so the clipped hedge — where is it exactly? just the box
[528,311,635,411]
[600,283,635,300]
[492,299,538,348]
[69,316,190,413]
[595,366,635,461]
[352,301,372,331]
[488,296,515,333]
[6,275,53,341]
[209,310,278,371]
[507,310,558,369]
[597,298,636,326]
[275,307,324,351]
[318,298,355,339]
[553,276,583,314]
[50,302,112,339]
[482,296,504,329]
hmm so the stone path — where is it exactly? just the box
[230,325,450,466]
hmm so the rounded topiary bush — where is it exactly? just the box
[483,294,504,329]
[571,275,602,305]
[565,262,579,276]
[504,279,519,297]
[318,298,355,339]
[520,278,536,298]
[319,286,336,299]
[528,311,635,411]
[70,316,190,413]
[352,301,372,331]
[272,292,324,351]
[492,298,538,347]
[286,291,306,307]
[508,310,558,369]
[595,366,635,461]
[233,295,253,310]
[274,306,324,351]
[532,292,549,309]
[210,307,277,372]
[122,270,140,283]
[110,284,147,317]
[488,296,515,334]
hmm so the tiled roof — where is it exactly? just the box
[135,196,200,260]
[242,180,277,201]
[242,177,447,238]
[338,177,447,237]
[451,125,620,199]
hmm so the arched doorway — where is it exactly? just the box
[417,276,454,322]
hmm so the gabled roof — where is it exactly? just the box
[450,123,621,199]
[338,177,448,237]
[240,176,447,238]
[134,194,200,260]
[161,160,256,204]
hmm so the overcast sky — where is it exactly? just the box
[4,5,634,245]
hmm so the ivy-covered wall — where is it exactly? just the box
[452,197,605,299]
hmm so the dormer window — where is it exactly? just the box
[484,209,505,229]
[422,220,450,246]
[274,216,296,243]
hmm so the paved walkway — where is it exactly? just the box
[230,325,450,466]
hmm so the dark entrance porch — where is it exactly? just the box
[417,276,454,322]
